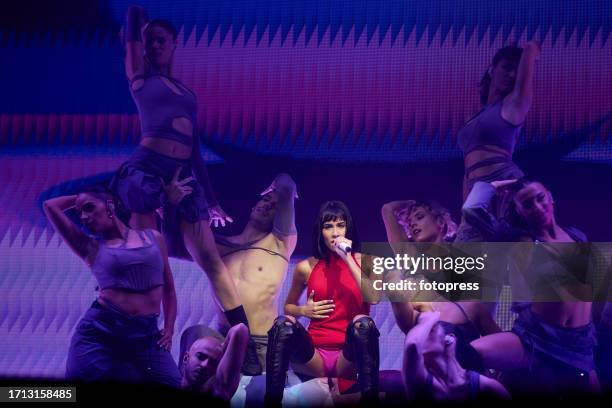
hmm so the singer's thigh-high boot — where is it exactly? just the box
[343,315,380,404]
[265,316,315,407]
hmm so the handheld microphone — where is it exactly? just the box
[336,241,352,254]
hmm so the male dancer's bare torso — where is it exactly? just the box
[216,233,291,336]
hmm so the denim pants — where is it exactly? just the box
[65,300,180,388]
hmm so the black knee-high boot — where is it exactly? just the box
[265,316,314,407]
[343,316,380,404]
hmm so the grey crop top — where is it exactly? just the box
[457,99,522,156]
[130,72,197,146]
[130,71,218,207]
[92,229,164,292]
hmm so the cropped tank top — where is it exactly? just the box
[307,253,370,348]
[440,302,481,345]
[130,71,197,146]
[129,70,218,207]
[92,229,165,292]
[457,99,522,156]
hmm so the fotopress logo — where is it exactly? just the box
[371,253,487,275]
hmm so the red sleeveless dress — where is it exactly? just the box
[307,252,370,348]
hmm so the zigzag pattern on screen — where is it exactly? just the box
[5,0,612,48]
[2,0,611,157]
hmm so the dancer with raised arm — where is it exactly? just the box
[112,5,250,335]
[43,186,180,386]
[382,200,500,370]
[180,324,249,400]
[456,42,540,242]
[214,173,298,374]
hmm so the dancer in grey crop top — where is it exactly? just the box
[43,187,180,386]
[455,42,540,243]
[458,43,540,191]
[121,7,220,217]
[92,228,164,292]
[115,4,254,374]
[457,99,522,158]
[130,71,198,145]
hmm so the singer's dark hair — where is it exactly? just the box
[312,200,360,261]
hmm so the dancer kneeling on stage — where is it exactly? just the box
[403,311,509,400]
[43,186,180,386]
[265,201,380,406]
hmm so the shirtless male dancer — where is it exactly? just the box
[214,173,298,375]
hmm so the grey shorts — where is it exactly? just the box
[111,146,211,259]
[251,334,268,372]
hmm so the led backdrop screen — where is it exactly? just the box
[1,0,611,379]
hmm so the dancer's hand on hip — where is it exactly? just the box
[158,327,174,351]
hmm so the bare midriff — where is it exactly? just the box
[463,144,511,180]
[531,301,592,329]
[462,145,513,200]
[216,234,289,336]
[140,135,192,159]
[99,286,164,316]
